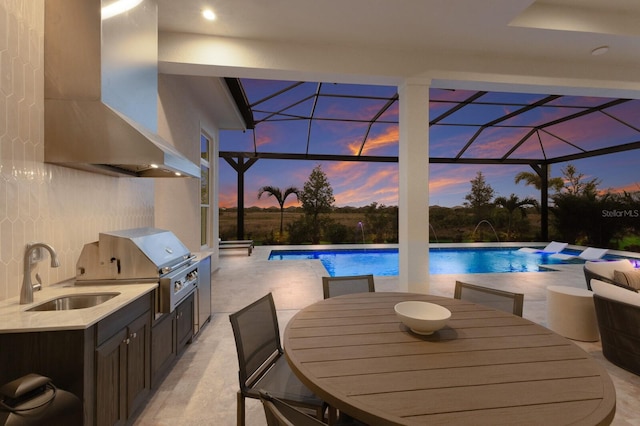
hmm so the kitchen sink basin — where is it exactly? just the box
[26,293,120,311]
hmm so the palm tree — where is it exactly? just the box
[494,194,538,239]
[258,185,300,235]
[514,170,564,192]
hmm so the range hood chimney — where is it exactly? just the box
[44,0,200,178]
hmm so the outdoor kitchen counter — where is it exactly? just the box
[0,280,157,333]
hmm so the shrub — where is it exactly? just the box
[325,222,349,244]
[286,218,312,244]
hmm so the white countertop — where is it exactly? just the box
[0,281,158,333]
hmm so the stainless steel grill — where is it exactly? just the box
[76,227,197,312]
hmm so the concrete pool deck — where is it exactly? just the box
[132,244,640,425]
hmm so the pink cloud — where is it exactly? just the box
[357,127,399,155]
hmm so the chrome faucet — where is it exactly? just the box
[20,243,60,305]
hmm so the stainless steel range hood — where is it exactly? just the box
[44,0,200,178]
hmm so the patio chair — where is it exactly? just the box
[260,390,327,426]
[518,241,567,254]
[591,279,640,376]
[454,281,524,316]
[583,259,638,291]
[550,247,608,261]
[322,274,375,299]
[229,293,326,426]
[259,390,360,426]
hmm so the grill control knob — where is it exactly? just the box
[174,281,183,292]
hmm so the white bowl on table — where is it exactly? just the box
[394,301,451,335]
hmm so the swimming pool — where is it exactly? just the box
[268,247,576,276]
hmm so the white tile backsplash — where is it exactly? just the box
[0,0,155,301]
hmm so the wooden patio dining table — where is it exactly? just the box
[283,292,616,425]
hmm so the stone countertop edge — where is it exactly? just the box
[192,250,214,262]
[0,281,158,334]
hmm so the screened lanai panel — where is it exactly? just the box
[438,103,521,125]
[220,129,254,151]
[429,102,459,121]
[261,97,316,122]
[256,120,311,153]
[321,82,397,98]
[478,91,550,105]
[360,123,399,156]
[224,78,640,165]
[245,80,313,106]
[546,112,640,151]
[378,101,399,122]
[510,131,581,159]
[498,106,589,127]
[430,88,480,102]
[308,120,370,155]
[430,125,482,157]
[546,95,620,107]
[313,96,394,121]
[603,100,640,129]
[460,127,533,159]
[249,81,318,122]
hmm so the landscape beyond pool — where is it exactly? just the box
[268,247,581,276]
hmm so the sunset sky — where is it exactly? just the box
[218,80,640,209]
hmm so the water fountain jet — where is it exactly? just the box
[429,223,439,244]
[357,221,365,244]
[472,220,500,242]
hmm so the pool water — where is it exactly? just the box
[268,247,573,276]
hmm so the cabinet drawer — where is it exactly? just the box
[96,293,152,346]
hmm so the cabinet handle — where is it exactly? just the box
[130,332,137,339]
[124,338,130,345]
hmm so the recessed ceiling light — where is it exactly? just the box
[591,46,609,56]
[202,9,216,21]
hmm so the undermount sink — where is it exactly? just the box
[26,293,120,311]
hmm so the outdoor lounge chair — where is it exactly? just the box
[517,241,567,254]
[591,279,640,376]
[322,274,375,299]
[583,259,638,291]
[229,293,326,426]
[550,247,608,261]
[219,239,254,256]
[454,281,524,316]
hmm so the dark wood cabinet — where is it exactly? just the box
[0,290,196,425]
[151,310,176,388]
[176,292,194,355]
[150,291,195,388]
[0,292,153,426]
[95,297,151,426]
[125,312,151,418]
[96,328,127,426]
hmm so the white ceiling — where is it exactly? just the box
[156,0,640,65]
[155,0,640,124]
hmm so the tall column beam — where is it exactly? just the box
[398,80,430,293]
[224,156,258,239]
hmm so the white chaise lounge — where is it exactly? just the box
[551,247,608,261]
[518,241,568,254]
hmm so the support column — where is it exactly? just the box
[398,80,430,293]
[530,163,549,241]
[540,163,549,242]
[224,156,258,240]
